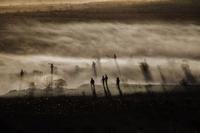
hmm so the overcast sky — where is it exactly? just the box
[0,0,166,6]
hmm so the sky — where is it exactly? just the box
[0,0,163,6]
[0,0,170,13]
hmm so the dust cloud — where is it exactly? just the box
[0,21,200,95]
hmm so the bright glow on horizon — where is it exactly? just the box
[0,0,168,6]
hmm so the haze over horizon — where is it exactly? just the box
[0,21,200,95]
[0,0,166,6]
[0,0,199,95]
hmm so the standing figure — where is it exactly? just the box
[19,69,25,90]
[105,74,111,96]
[116,77,120,87]
[20,69,24,80]
[49,63,54,88]
[90,78,97,98]
[116,77,123,97]
[102,75,107,97]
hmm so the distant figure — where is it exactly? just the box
[19,69,25,90]
[116,77,123,97]
[49,63,54,88]
[20,69,24,80]
[50,63,54,74]
[102,75,107,97]
[102,76,105,86]
[105,74,111,96]
[90,78,95,88]
[114,54,117,59]
[90,78,97,98]
[116,77,120,86]
[105,74,108,84]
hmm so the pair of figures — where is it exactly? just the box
[90,75,122,97]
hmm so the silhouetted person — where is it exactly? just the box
[90,78,97,98]
[102,75,107,97]
[116,77,123,97]
[105,74,108,84]
[20,69,24,80]
[114,54,117,59]
[19,69,25,90]
[105,74,111,96]
[50,63,54,74]
[116,77,120,86]
[49,63,54,88]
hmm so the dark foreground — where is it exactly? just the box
[0,88,200,133]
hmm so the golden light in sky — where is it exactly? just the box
[0,0,168,6]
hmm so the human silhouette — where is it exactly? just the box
[102,75,107,97]
[90,78,97,98]
[49,63,54,88]
[20,69,24,80]
[19,69,25,90]
[105,74,111,96]
[114,54,117,59]
[50,63,54,74]
[116,77,123,97]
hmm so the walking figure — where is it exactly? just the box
[116,77,123,97]
[19,69,25,90]
[105,74,111,96]
[90,78,97,98]
[102,75,107,97]
[49,63,55,88]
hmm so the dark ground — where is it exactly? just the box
[0,87,200,133]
